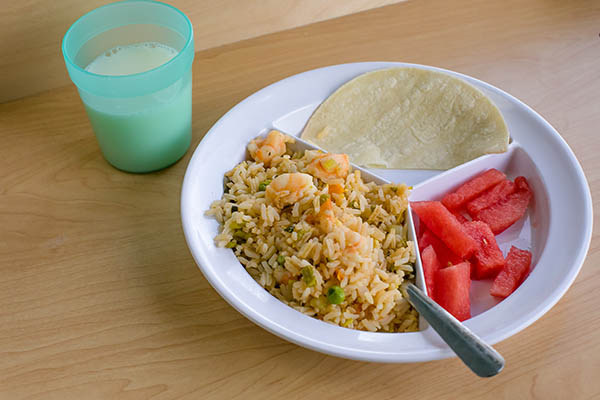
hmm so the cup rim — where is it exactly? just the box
[61,0,194,96]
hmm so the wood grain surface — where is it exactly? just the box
[1,0,599,398]
[0,0,402,103]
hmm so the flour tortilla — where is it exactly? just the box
[301,68,509,169]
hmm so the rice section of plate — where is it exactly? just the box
[206,141,418,333]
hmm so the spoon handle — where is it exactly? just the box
[406,283,505,377]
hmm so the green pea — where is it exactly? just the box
[319,194,330,204]
[327,285,345,304]
[258,179,272,191]
[277,255,285,265]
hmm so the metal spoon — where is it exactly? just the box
[406,283,505,377]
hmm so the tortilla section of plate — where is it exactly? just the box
[301,67,509,170]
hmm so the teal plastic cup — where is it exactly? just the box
[62,0,194,173]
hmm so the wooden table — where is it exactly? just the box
[1,0,599,398]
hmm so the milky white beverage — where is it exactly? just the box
[85,42,177,75]
[80,37,192,172]
[62,1,194,173]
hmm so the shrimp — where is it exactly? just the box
[307,153,350,184]
[343,228,368,254]
[265,173,316,208]
[317,198,368,254]
[317,198,338,233]
[247,130,294,166]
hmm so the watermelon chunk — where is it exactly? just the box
[411,201,477,259]
[490,246,532,298]
[442,169,506,210]
[463,221,505,279]
[475,177,532,234]
[419,228,463,267]
[420,245,441,298]
[435,261,471,321]
[466,179,516,217]
[514,176,529,191]
[451,210,469,224]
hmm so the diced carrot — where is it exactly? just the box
[329,183,344,195]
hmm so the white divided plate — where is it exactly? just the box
[181,62,593,362]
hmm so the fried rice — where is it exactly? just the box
[205,134,418,332]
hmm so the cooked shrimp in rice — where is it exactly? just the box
[206,131,418,333]
[307,153,350,184]
[265,173,317,208]
[247,129,293,166]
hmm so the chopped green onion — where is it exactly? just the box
[284,225,295,233]
[321,158,338,172]
[277,255,285,265]
[309,296,328,310]
[301,266,316,287]
[258,179,272,191]
[229,221,244,230]
[320,193,330,204]
[327,285,345,304]
[233,231,250,241]
[225,240,237,248]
